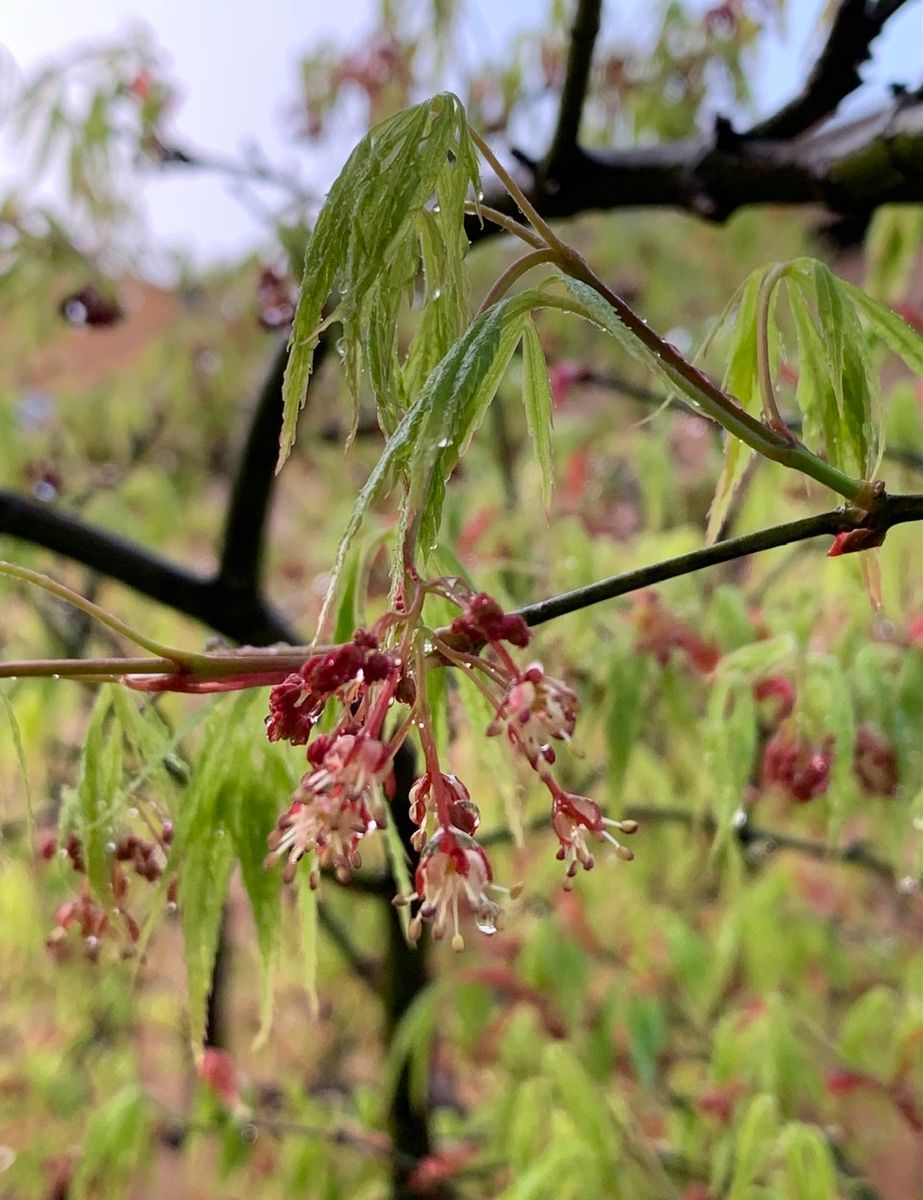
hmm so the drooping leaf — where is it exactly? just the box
[74,688,123,904]
[0,683,33,826]
[231,747,286,1045]
[727,1093,779,1200]
[706,268,764,541]
[172,693,255,1051]
[520,318,555,509]
[316,286,574,634]
[279,93,479,467]
[839,277,923,376]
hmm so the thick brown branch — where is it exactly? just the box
[466,97,923,239]
[744,0,911,141]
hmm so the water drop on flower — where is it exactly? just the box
[475,915,497,935]
[432,288,441,300]
[436,437,449,448]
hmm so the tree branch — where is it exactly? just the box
[743,0,911,141]
[466,95,923,240]
[543,0,602,177]
[218,337,292,596]
[517,494,923,627]
[0,492,294,645]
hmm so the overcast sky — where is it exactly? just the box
[1,0,920,267]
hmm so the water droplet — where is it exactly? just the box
[436,437,450,448]
[477,190,484,202]
[431,288,441,300]
[731,808,748,829]
[105,841,117,854]
[475,916,497,935]
[432,204,441,214]
[166,901,178,914]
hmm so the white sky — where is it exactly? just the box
[1,0,920,266]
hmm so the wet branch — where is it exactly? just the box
[517,494,923,627]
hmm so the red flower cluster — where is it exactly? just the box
[761,730,835,802]
[264,582,636,946]
[42,822,175,961]
[634,593,720,674]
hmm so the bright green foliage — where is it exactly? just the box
[520,319,556,510]
[280,92,480,467]
[69,690,123,905]
[170,693,289,1050]
[70,1086,149,1200]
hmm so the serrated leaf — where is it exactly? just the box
[791,262,880,477]
[838,986,900,1081]
[280,93,479,467]
[788,281,841,468]
[316,286,572,634]
[839,278,923,376]
[520,318,555,509]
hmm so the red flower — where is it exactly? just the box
[404,828,503,950]
[761,730,835,802]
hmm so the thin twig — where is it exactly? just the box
[517,494,923,627]
[744,0,911,140]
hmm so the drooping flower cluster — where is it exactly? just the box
[263,582,636,946]
[40,821,175,961]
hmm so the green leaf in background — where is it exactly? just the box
[778,1123,837,1200]
[520,317,555,509]
[726,1093,779,1200]
[315,286,570,633]
[626,992,666,1090]
[839,277,923,376]
[71,1085,148,1200]
[0,683,33,826]
[865,206,923,300]
[231,750,287,1045]
[172,693,255,1051]
[838,986,900,1082]
[73,688,123,905]
[279,92,479,467]
[605,646,649,793]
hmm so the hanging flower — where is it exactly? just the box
[550,788,637,888]
[399,828,505,951]
[488,662,578,770]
